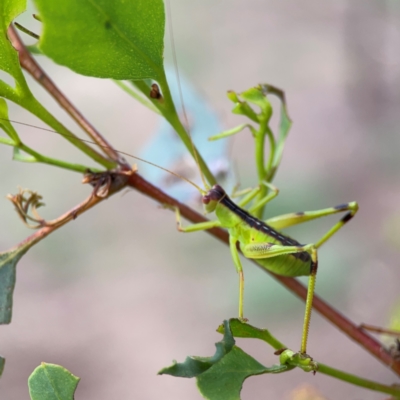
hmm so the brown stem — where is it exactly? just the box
[360,324,400,337]
[19,192,103,250]
[126,172,400,377]
[7,26,125,166]
[16,171,129,249]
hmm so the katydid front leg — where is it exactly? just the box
[173,206,246,319]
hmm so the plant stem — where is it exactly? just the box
[318,363,400,397]
[8,26,124,167]
[254,118,268,219]
[132,72,216,186]
[17,142,98,173]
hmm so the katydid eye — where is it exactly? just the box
[202,195,210,204]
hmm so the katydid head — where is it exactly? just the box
[202,184,226,213]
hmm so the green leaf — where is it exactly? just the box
[0,244,31,324]
[197,346,288,400]
[216,318,286,350]
[231,100,258,123]
[28,363,80,400]
[34,0,165,80]
[159,320,235,378]
[160,320,290,400]
[208,124,254,141]
[26,44,42,55]
[0,200,51,324]
[241,87,272,121]
[0,0,29,94]
[0,355,5,377]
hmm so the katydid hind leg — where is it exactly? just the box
[265,201,358,248]
[242,241,318,354]
[301,250,318,355]
[229,235,245,320]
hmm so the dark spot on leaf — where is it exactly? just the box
[295,211,305,216]
[104,20,112,29]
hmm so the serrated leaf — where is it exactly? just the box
[216,318,286,350]
[159,320,235,378]
[160,320,290,400]
[197,346,288,400]
[28,363,80,400]
[34,0,165,80]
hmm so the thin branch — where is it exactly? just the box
[360,324,400,337]
[126,172,400,377]
[16,170,130,249]
[7,26,126,166]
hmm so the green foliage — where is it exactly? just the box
[0,240,37,324]
[196,347,287,400]
[0,0,29,95]
[28,363,80,400]
[159,320,236,378]
[34,0,165,80]
[0,355,4,377]
[0,0,116,169]
[0,98,94,171]
[209,85,292,219]
[160,320,289,400]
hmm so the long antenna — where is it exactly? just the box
[165,0,209,191]
[0,117,205,193]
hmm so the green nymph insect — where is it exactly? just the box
[172,175,358,361]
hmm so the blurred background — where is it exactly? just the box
[1,0,400,398]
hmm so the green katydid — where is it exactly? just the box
[1,102,358,367]
[160,84,360,362]
[170,174,358,361]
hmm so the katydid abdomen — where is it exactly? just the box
[177,176,357,357]
[244,246,311,277]
[212,185,312,277]
[234,220,312,277]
